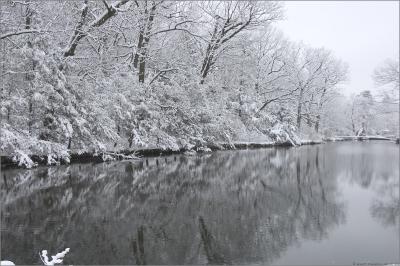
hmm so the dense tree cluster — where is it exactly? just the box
[0,1,397,167]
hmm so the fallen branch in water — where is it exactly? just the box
[39,248,70,265]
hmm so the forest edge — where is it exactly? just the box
[1,136,396,170]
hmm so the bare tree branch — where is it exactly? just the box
[0,29,42,40]
[63,0,131,57]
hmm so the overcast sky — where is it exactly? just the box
[276,1,399,97]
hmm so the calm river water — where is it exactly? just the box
[1,141,399,265]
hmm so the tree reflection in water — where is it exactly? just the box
[1,142,397,265]
[330,142,399,228]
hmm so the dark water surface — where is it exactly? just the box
[1,141,399,265]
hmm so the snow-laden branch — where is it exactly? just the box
[0,29,42,40]
[256,86,301,114]
[148,20,207,41]
[63,0,89,57]
[148,68,179,85]
[64,0,131,57]
[91,0,130,27]
[10,0,31,6]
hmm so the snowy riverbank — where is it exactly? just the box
[1,139,324,169]
[2,135,396,169]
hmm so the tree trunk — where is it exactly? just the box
[28,99,33,134]
[199,21,219,84]
[200,58,212,84]
[361,115,367,135]
[64,0,130,57]
[315,86,327,133]
[138,57,146,83]
[296,87,304,131]
[6,85,11,122]
[25,4,34,134]
[134,1,156,83]
[200,44,215,84]
[351,103,356,134]
[133,30,144,69]
[306,114,312,127]
[314,114,320,132]
[114,123,120,148]
[63,0,88,57]
[128,133,134,148]
[133,28,147,83]
[67,137,72,149]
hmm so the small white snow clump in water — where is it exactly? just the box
[39,248,70,265]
